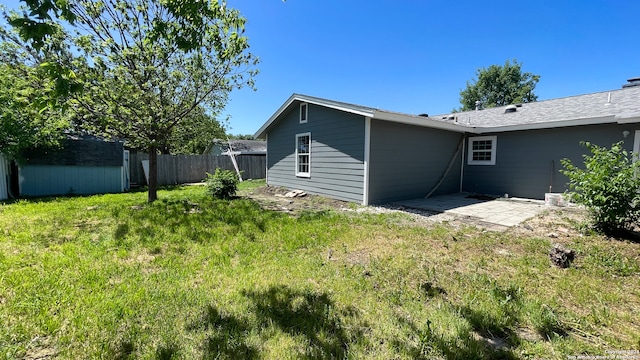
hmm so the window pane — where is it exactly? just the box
[298,135,310,154]
[472,140,492,151]
[300,104,307,122]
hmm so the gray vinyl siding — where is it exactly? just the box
[266,103,365,202]
[19,165,123,197]
[368,120,463,204]
[463,123,636,199]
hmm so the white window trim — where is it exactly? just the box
[468,135,497,165]
[299,103,308,124]
[295,132,311,177]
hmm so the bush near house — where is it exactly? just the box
[205,168,240,199]
[561,141,640,235]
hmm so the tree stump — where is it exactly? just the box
[549,244,575,268]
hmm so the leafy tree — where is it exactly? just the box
[228,134,255,140]
[162,106,227,155]
[561,141,640,236]
[7,0,259,202]
[0,32,70,161]
[459,59,539,111]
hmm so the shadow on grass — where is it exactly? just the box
[186,285,365,359]
[243,285,362,359]
[186,304,259,359]
[393,310,519,360]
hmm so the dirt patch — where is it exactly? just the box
[23,336,58,360]
[241,185,352,214]
[241,185,590,234]
[511,206,589,239]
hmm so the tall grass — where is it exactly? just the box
[0,182,638,359]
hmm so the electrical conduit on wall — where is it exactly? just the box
[424,135,465,199]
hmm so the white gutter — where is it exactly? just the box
[473,115,618,134]
[373,110,469,133]
[615,112,640,123]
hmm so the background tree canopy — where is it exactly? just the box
[2,0,259,202]
[0,27,72,162]
[458,59,540,111]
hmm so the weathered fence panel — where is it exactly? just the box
[129,153,265,186]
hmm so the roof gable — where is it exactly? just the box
[253,94,468,139]
[255,86,640,139]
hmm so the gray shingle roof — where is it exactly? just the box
[256,86,640,139]
[431,85,640,128]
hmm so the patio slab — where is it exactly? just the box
[393,193,547,227]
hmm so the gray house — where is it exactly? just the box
[254,81,640,205]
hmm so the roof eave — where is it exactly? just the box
[474,115,620,133]
[372,110,472,133]
[254,94,377,139]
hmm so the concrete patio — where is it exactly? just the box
[393,193,547,227]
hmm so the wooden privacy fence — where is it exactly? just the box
[130,153,265,186]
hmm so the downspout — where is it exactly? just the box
[425,134,465,199]
[460,133,466,193]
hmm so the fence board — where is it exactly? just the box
[129,153,265,186]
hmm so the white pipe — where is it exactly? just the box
[459,134,466,193]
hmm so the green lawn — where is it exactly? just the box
[0,181,638,359]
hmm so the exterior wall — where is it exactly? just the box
[266,103,366,202]
[0,154,8,200]
[368,120,463,204]
[463,123,636,199]
[19,165,123,197]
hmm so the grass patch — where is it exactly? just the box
[0,182,638,359]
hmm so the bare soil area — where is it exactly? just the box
[241,184,590,234]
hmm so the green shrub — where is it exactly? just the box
[205,168,240,199]
[561,141,640,235]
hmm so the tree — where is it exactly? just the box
[0,32,70,161]
[459,59,539,111]
[561,141,640,236]
[7,0,259,202]
[228,134,255,140]
[162,106,227,154]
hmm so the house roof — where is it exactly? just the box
[253,93,469,139]
[434,85,640,132]
[205,139,266,155]
[254,86,640,139]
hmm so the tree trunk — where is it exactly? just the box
[148,145,158,202]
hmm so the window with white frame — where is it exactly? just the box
[296,133,311,177]
[299,103,308,123]
[468,136,497,165]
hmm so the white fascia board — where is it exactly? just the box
[615,112,640,124]
[254,94,377,139]
[254,94,298,139]
[474,115,617,134]
[372,110,470,133]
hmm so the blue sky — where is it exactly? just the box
[223,0,640,136]
[4,0,640,136]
